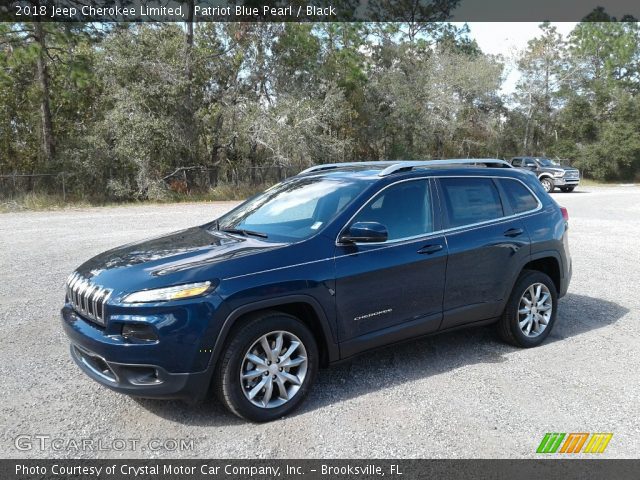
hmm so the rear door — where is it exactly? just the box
[436,176,532,329]
[334,178,447,357]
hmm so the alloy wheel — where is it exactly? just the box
[240,331,308,408]
[518,283,553,337]
[541,179,553,192]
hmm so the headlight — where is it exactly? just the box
[553,171,564,178]
[123,281,213,303]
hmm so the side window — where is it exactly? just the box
[512,158,522,167]
[439,177,504,228]
[351,180,432,241]
[524,158,536,167]
[500,178,539,214]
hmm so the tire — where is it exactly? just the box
[540,177,555,193]
[566,187,575,192]
[497,270,558,348]
[215,311,319,422]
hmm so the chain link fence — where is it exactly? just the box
[0,165,296,202]
[0,173,70,200]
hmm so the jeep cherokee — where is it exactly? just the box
[61,159,572,422]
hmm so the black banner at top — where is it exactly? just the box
[1,0,639,22]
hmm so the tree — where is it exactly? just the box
[514,22,567,154]
[3,18,640,201]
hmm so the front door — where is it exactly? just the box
[334,178,447,358]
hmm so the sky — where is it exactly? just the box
[456,22,578,94]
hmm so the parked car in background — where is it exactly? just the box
[61,159,572,422]
[510,157,580,193]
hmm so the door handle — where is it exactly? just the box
[504,227,524,238]
[418,244,443,255]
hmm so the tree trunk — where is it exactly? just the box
[183,0,196,166]
[523,93,532,153]
[185,0,194,49]
[34,21,55,163]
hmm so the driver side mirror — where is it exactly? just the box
[339,221,388,243]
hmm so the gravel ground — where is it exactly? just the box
[1,186,639,459]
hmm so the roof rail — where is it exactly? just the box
[298,161,394,175]
[298,159,512,177]
[378,159,512,176]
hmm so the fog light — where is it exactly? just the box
[126,367,162,385]
[121,324,158,342]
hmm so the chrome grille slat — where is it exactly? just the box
[66,273,109,326]
[73,280,82,309]
[78,280,89,312]
[68,274,80,304]
[86,285,98,317]
[101,290,113,320]
[91,286,102,318]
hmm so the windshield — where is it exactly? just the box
[537,158,560,167]
[211,176,367,241]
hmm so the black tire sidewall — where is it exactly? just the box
[506,271,558,348]
[541,178,554,193]
[218,314,319,422]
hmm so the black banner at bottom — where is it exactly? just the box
[3,459,640,480]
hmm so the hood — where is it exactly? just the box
[541,166,578,173]
[74,226,284,292]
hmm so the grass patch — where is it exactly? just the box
[205,183,266,201]
[0,193,90,213]
[0,183,266,213]
[579,178,638,187]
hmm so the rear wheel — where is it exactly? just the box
[540,177,555,193]
[498,270,558,348]
[215,311,318,422]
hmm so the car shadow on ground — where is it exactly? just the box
[135,292,627,425]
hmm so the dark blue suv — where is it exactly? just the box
[61,160,572,422]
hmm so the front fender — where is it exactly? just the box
[197,293,339,398]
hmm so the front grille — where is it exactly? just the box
[66,273,112,326]
[564,170,579,179]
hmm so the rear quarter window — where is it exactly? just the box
[439,177,504,228]
[499,178,539,214]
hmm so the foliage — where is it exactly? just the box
[1,18,640,203]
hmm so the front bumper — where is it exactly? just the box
[60,298,224,400]
[69,343,210,400]
[553,177,580,186]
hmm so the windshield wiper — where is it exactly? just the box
[220,228,268,239]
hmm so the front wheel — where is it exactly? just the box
[215,311,319,422]
[498,270,558,348]
[540,177,555,193]
[560,186,575,192]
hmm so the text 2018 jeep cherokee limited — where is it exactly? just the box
[61,159,572,422]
